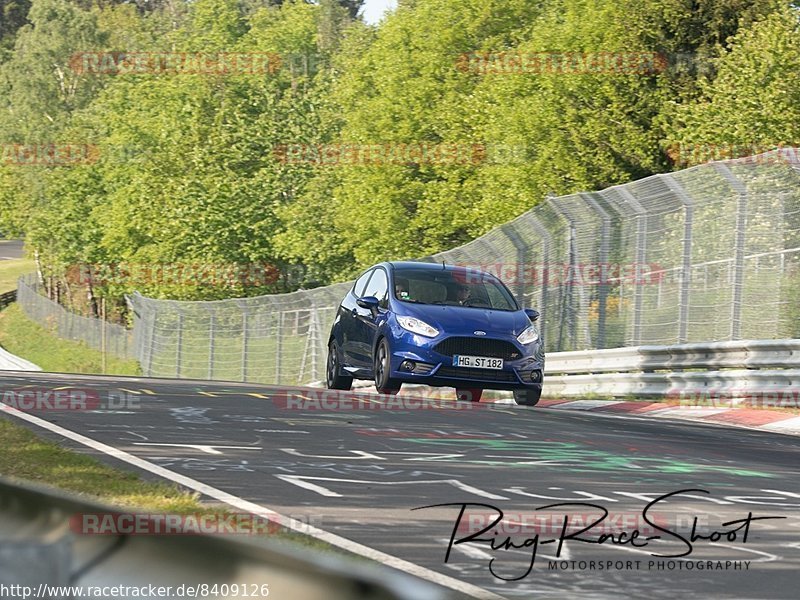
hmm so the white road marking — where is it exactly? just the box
[132,443,263,455]
[710,543,780,563]
[280,448,386,460]
[0,403,504,600]
[446,539,493,560]
[548,400,627,410]
[275,475,510,500]
[255,429,311,434]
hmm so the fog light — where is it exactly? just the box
[529,370,542,382]
[401,360,416,372]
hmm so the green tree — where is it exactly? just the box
[667,5,800,162]
[287,0,545,278]
[0,0,107,141]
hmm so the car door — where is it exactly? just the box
[341,268,374,366]
[351,266,389,369]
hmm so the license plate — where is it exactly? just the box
[452,355,504,369]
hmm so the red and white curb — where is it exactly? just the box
[502,397,800,436]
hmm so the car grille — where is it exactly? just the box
[436,366,519,383]
[433,337,521,360]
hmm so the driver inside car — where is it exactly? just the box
[395,278,412,301]
[456,283,471,305]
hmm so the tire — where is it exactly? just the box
[456,388,483,402]
[513,386,542,406]
[374,338,401,395]
[326,340,353,390]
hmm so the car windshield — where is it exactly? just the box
[392,268,518,311]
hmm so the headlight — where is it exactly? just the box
[397,316,439,338]
[517,325,539,345]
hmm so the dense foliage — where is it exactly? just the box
[0,0,796,316]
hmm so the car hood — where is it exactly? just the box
[398,304,532,337]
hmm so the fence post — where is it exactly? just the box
[130,293,155,377]
[146,302,155,376]
[548,197,584,350]
[276,310,283,385]
[661,175,694,344]
[307,293,320,383]
[175,308,184,379]
[101,297,107,375]
[528,216,552,346]
[581,193,611,349]
[714,163,748,340]
[208,307,216,381]
[240,303,249,382]
[617,188,649,345]
[499,224,528,307]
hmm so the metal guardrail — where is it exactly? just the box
[0,290,15,310]
[543,339,800,398]
[0,477,455,600]
[320,340,799,402]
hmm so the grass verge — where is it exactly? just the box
[0,415,346,553]
[0,303,140,375]
[0,417,201,511]
[0,257,34,294]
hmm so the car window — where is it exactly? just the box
[352,268,374,298]
[486,283,515,309]
[364,268,389,308]
[393,268,517,310]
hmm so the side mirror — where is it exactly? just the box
[524,308,540,322]
[357,296,380,316]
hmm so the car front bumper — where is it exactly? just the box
[387,328,544,391]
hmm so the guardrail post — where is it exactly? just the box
[660,175,694,344]
[714,163,748,340]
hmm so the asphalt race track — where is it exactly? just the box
[0,240,24,261]
[1,372,799,599]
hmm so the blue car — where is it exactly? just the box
[326,261,544,405]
